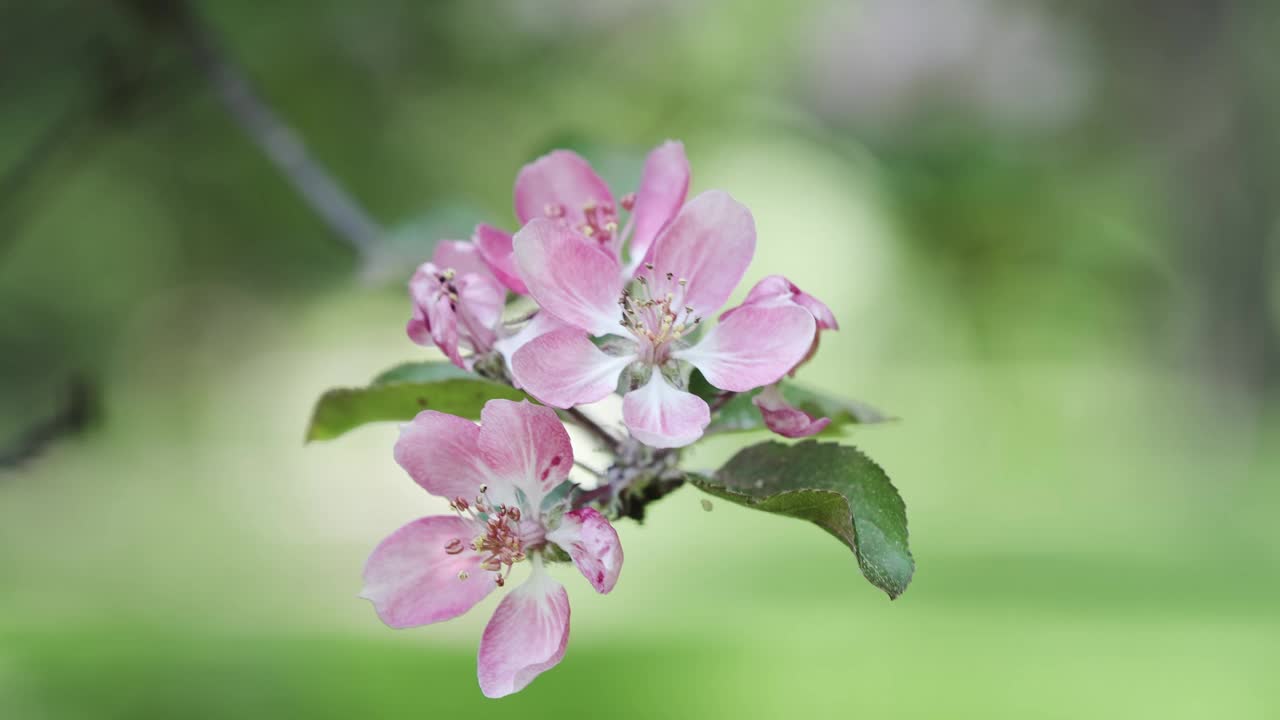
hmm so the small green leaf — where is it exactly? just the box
[371,362,473,385]
[691,440,913,599]
[707,382,892,435]
[306,362,527,442]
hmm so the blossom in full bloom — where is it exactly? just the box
[361,400,623,697]
[509,191,817,448]
[406,240,506,369]
[472,141,691,289]
[722,275,840,438]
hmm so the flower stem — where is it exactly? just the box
[564,407,621,451]
[707,391,738,414]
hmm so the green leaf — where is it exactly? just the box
[306,362,527,442]
[691,440,913,599]
[707,382,892,435]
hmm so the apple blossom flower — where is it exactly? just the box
[509,191,817,448]
[361,400,623,698]
[406,240,506,369]
[723,275,840,439]
[752,384,831,438]
[473,141,691,289]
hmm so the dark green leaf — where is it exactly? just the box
[707,382,892,435]
[306,362,526,442]
[691,440,913,599]
[687,368,720,402]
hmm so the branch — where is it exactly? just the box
[0,377,95,468]
[563,407,621,451]
[168,0,385,264]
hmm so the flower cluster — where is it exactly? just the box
[368,142,840,696]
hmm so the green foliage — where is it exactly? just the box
[692,440,913,599]
[305,362,527,442]
[689,369,891,435]
[710,384,892,435]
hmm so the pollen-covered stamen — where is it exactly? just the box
[474,505,527,586]
[578,201,620,246]
[433,267,461,310]
[618,264,701,357]
[448,488,529,586]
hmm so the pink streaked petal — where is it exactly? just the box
[753,384,831,438]
[477,565,571,698]
[545,508,623,594]
[477,400,574,506]
[432,240,493,281]
[394,410,495,500]
[641,190,755,317]
[407,264,464,368]
[454,273,506,353]
[494,312,569,382]
[627,141,689,267]
[513,218,625,336]
[510,328,635,408]
[726,275,839,331]
[360,516,495,629]
[621,373,710,448]
[473,224,528,295]
[675,303,816,392]
[514,149,614,227]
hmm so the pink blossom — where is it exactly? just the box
[752,384,831,438]
[361,400,623,698]
[724,275,839,439]
[406,241,506,369]
[474,141,691,289]
[509,191,817,448]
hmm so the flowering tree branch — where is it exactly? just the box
[307,139,912,698]
[169,0,385,264]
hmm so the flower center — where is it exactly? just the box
[445,486,529,587]
[434,268,460,311]
[618,263,701,363]
[545,195,636,248]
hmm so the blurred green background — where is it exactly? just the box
[3,1,1279,717]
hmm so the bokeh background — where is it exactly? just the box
[3,1,1279,717]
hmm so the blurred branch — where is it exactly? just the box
[165,0,386,264]
[0,378,96,469]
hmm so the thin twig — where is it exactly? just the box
[564,407,621,451]
[707,391,737,414]
[572,460,603,479]
[571,484,615,510]
[169,0,385,264]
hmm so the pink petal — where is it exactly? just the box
[675,303,816,392]
[477,400,574,507]
[454,274,506,355]
[510,328,635,408]
[494,311,568,379]
[477,565,571,698]
[394,410,494,500]
[545,508,623,594]
[360,516,495,628]
[473,224,528,295]
[432,240,494,281]
[640,190,755,318]
[514,149,614,227]
[627,141,689,267]
[753,384,831,438]
[621,373,710,448]
[513,218,626,336]
[726,274,839,331]
[407,263,464,368]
